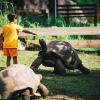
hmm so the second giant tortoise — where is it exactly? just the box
[0,64,49,100]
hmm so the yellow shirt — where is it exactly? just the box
[2,22,23,48]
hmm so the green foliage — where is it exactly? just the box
[57,35,100,41]
[17,14,90,28]
[77,48,100,52]
[0,1,15,15]
[47,16,66,27]
[17,13,47,28]
[0,14,8,27]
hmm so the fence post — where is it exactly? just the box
[67,5,69,23]
[48,0,57,22]
[94,4,97,26]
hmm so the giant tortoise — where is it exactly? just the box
[0,64,49,100]
[31,39,90,75]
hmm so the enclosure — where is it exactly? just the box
[0,0,100,100]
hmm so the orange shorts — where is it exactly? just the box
[3,48,17,56]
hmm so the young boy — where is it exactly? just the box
[1,13,37,67]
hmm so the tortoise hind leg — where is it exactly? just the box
[54,59,66,75]
[77,63,90,74]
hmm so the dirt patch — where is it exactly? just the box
[45,95,69,100]
[34,94,83,100]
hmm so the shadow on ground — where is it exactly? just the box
[35,68,100,100]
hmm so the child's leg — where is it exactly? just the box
[13,56,17,64]
[6,56,11,66]
[3,48,17,66]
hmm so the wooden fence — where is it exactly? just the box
[56,4,97,26]
[18,27,100,49]
[0,27,100,49]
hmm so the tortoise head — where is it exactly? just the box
[39,39,47,55]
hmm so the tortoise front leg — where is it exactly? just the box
[37,83,49,98]
[30,56,42,72]
[54,59,66,75]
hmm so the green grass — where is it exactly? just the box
[0,51,100,100]
[97,23,100,26]
[77,48,100,52]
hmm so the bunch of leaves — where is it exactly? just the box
[0,1,15,15]
[0,14,8,27]
[57,35,100,41]
[47,16,66,27]
[18,14,90,28]
[18,13,48,28]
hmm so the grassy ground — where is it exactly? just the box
[0,50,100,100]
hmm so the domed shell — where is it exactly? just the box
[47,41,73,59]
[0,64,42,99]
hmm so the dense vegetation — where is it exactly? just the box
[0,0,99,27]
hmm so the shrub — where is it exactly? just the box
[0,14,8,27]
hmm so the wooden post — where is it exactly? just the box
[67,5,69,23]
[94,4,97,26]
[54,0,57,20]
[48,0,57,21]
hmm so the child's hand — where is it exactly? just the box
[33,33,37,35]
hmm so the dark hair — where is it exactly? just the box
[7,13,17,22]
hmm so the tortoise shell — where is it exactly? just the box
[47,40,74,61]
[0,64,42,99]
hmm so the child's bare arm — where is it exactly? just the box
[0,33,4,49]
[22,29,37,35]
[0,33,4,41]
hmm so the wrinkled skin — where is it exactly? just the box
[31,39,90,75]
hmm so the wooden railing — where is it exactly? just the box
[18,27,100,49]
[0,27,100,49]
[56,4,97,26]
